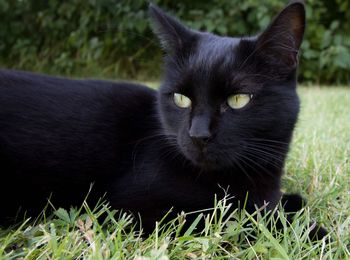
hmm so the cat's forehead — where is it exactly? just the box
[189,34,241,69]
[182,34,258,91]
[162,34,259,94]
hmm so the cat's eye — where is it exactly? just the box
[227,94,252,109]
[173,93,191,108]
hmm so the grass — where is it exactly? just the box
[0,86,349,259]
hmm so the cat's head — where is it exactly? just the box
[150,2,305,170]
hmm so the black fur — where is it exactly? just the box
[0,2,326,239]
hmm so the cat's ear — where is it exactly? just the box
[149,3,195,54]
[256,1,305,68]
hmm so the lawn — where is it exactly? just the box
[0,87,349,259]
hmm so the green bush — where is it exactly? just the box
[1,0,350,83]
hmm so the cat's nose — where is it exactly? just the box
[189,131,211,140]
[189,133,210,148]
[189,115,211,146]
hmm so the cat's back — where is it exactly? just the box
[0,69,159,220]
[0,69,156,114]
[0,69,158,169]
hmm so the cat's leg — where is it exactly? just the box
[280,193,305,212]
[280,193,328,241]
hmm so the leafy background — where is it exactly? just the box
[1,0,350,84]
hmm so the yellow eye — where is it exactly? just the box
[173,93,191,108]
[227,94,252,109]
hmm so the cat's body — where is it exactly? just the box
[0,2,327,238]
[0,69,156,227]
[0,69,281,230]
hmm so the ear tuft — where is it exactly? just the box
[149,3,194,54]
[256,1,306,68]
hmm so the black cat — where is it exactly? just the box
[0,2,326,238]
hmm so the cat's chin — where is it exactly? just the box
[180,148,226,171]
[193,159,221,171]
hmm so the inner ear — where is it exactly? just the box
[256,1,306,68]
[149,3,196,55]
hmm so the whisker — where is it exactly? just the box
[244,143,288,158]
[244,137,289,145]
[237,153,276,178]
[232,154,256,186]
[242,149,284,169]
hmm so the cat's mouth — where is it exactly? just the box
[179,142,223,170]
[194,157,221,170]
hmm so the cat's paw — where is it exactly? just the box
[281,193,330,241]
[281,193,306,213]
[309,223,329,241]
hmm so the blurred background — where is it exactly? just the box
[1,0,350,84]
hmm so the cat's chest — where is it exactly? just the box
[107,138,281,217]
[109,155,244,211]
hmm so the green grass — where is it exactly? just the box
[1,87,349,259]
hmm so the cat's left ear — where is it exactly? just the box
[149,3,196,54]
[256,1,306,68]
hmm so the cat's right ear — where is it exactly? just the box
[256,1,306,69]
[149,3,195,54]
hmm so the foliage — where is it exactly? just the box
[1,0,350,83]
[0,87,350,258]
